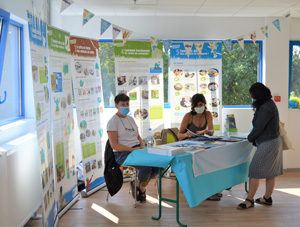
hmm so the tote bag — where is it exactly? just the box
[279,121,293,151]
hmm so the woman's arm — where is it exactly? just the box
[178,113,195,140]
[137,133,145,148]
[107,131,140,152]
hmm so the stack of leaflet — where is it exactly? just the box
[147,144,186,156]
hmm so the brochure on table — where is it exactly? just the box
[70,36,105,193]
[170,41,222,133]
[27,12,57,227]
[114,40,164,137]
[47,26,78,214]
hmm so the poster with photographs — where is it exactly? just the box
[70,36,105,193]
[114,40,164,137]
[27,12,57,227]
[170,41,222,133]
[47,26,78,213]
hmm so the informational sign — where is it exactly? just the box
[114,40,164,137]
[70,36,105,193]
[27,11,57,227]
[47,26,78,213]
[170,41,222,132]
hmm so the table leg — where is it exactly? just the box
[151,167,187,227]
[152,168,162,220]
[245,182,248,193]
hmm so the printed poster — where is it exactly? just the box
[47,26,78,213]
[27,11,57,227]
[70,36,105,193]
[170,41,222,132]
[114,40,164,137]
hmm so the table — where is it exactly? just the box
[123,140,255,226]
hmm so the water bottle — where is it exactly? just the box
[147,128,154,147]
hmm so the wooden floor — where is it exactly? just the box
[25,172,300,227]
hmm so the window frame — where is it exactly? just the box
[0,9,24,126]
[288,40,300,100]
[98,39,263,108]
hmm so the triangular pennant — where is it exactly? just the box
[209,41,219,58]
[237,36,244,50]
[150,37,160,51]
[122,29,132,44]
[250,32,256,44]
[183,42,194,57]
[163,40,172,53]
[100,19,111,35]
[223,39,232,53]
[60,0,74,13]
[260,26,268,38]
[82,9,95,26]
[194,42,204,57]
[272,19,280,32]
[112,24,122,40]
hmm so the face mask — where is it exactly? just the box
[195,106,205,114]
[120,107,130,116]
[252,98,256,102]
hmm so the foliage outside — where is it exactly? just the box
[222,42,259,105]
[290,45,300,98]
[99,41,260,106]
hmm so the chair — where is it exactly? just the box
[160,128,179,145]
[104,140,138,207]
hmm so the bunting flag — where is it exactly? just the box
[60,0,74,13]
[272,19,280,32]
[150,36,160,51]
[82,9,95,26]
[194,42,204,57]
[260,26,268,38]
[183,42,194,57]
[122,28,132,44]
[209,41,219,58]
[112,24,122,40]
[163,40,172,54]
[223,39,232,53]
[237,36,244,50]
[100,19,111,35]
[250,32,256,44]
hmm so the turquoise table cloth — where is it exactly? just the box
[123,141,255,208]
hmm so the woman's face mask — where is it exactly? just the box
[120,107,130,116]
[194,106,205,114]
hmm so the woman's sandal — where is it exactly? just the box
[237,198,254,210]
[139,189,146,203]
[255,196,272,205]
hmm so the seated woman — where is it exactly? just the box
[177,93,222,201]
[177,93,214,140]
[107,94,159,202]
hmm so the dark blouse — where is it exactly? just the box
[186,112,207,135]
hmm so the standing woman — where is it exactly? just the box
[237,82,283,210]
[177,93,214,140]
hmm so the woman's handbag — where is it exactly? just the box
[279,121,293,151]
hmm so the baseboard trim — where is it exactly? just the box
[284,168,300,172]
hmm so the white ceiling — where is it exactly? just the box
[51,0,300,17]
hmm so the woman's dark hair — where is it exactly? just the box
[190,93,207,115]
[114,93,129,104]
[249,82,272,110]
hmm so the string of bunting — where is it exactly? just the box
[60,0,290,55]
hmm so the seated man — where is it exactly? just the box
[107,93,159,202]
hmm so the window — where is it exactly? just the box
[222,41,262,106]
[0,9,23,125]
[289,41,300,101]
[98,40,262,107]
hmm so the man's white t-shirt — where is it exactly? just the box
[106,114,140,151]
